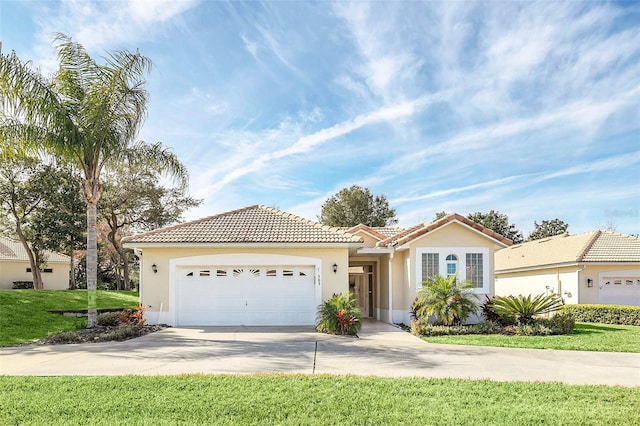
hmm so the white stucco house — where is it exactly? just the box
[123,205,511,326]
[495,231,640,306]
[0,235,71,290]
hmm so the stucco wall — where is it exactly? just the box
[495,266,580,303]
[0,261,70,290]
[137,246,350,322]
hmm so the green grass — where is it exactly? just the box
[422,322,640,352]
[0,375,637,425]
[0,289,139,346]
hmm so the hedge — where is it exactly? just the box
[12,281,34,289]
[562,304,640,326]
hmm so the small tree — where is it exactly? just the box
[528,219,569,241]
[319,185,397,227]
[413,274,477,326]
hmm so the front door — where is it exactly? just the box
[349,265,374,318]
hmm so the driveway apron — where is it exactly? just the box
[1,320,639,386]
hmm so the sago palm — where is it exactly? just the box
[0,34,188,327]
[491,293,564,325]
[414,274,477,326]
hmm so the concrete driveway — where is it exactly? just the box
[1,320,639,386]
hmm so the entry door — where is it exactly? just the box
[349,265,374,318]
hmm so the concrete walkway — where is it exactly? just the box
[1,320,639,386]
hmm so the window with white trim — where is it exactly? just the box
[446,254,458,276]
[421,253,439,281]
[465,253,483,288]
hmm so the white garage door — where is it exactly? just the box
[176,265,316,326]
[600,277,640,306]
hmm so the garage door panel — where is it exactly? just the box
[177,265,316,326]
[600,276,640,306]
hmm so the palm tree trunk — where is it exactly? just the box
[86,200,98,327]
[68,245,76,290]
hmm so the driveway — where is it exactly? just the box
[1,320,639,386]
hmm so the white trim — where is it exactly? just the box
[356,247,394,255]
[416,247,490,294]
[168,253,322,326]
[396,219,510,250]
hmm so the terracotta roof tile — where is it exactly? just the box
[0,235,70,263]
[495,231,640,272]
[376,213,513,248]
[123,205,364,245]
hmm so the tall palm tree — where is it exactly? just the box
[0,34,188,327]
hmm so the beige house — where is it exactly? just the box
[495,231,640,306]
[123,205,511,326]
[0,235,71,290]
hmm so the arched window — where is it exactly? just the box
[446,254,458,276]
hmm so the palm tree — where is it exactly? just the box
[0,34,188,327]
[413,274,477,326]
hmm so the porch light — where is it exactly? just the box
[332,263,338,273]
[152,263,158,274]
[587,278,593,287]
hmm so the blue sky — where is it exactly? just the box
[2,0,639,236]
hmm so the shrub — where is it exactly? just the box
[542,312,575,334]
[413,274,477,326]
[481,296,516,326]
[97,311,121,327]
[411,320,501,336]
[492,293,564,325]
[12,281,34,289]
[562,304,640,326]
[117,304,147,328]
[316,293,361,336]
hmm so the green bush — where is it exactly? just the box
[562,304,640,326]
[316,293,361,336]
[541,312,575,334]
[97,311,122,327]
[12,281,34,289]
[411,319,501,336]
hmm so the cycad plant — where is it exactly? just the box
[413,274,477,326]
[491,293,564,325]
[316,293,362,335]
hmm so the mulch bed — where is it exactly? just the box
[30,325,167,346]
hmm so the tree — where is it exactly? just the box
[433,211,447,221]
[319,185,397,227]
[0,157,84,289]
[467,210,523,244]
[412,274,477,326]
[527,219,569,241]
[99,164,201,290]
[0,34,188,327]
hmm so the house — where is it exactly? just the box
[495,231,640,306]
[122,205,511,326]
[0,235,71,290]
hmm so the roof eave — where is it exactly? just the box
[123,242,364,249]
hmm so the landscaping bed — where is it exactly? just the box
[29,324,166,345]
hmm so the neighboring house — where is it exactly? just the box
[123,205,511,326]
[0,235,71,290]
[495,231,640,306]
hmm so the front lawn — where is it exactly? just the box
[422,322,640,352]
[1,375,638,425]
[0,289,139,346]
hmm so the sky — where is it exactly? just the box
[1,0,639,236]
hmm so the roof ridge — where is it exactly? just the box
[577,230,601,262]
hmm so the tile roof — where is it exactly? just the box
[122,205,364,245]
[376,213,513,248]
[0,235,70,263]
[339,225,406,241]
[495,230,640,272]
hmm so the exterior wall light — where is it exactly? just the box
[152,263,158,274]
[587,278,593,287]
[332,263,338,274]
